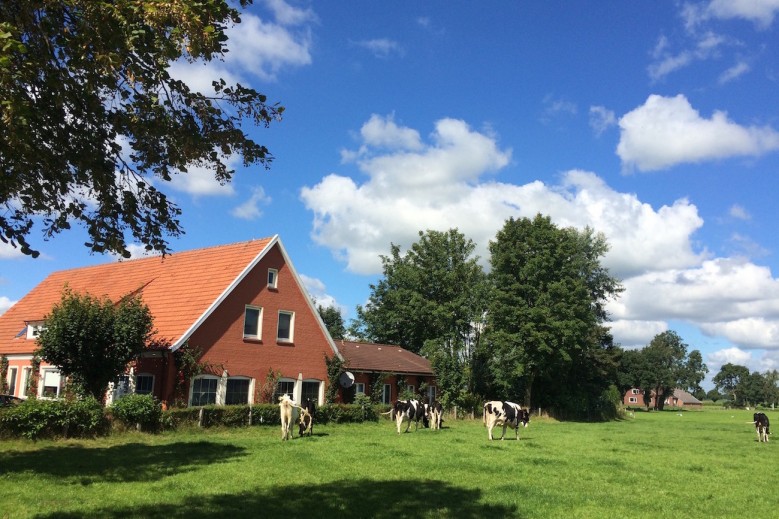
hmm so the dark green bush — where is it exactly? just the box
[0,397,106,439]
[110,394,162,432]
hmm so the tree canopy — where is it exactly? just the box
[486,215,623,412]
[36,288,155,401]
[317,303,346,341]
[712,363,750,404]
[617,330,708,410]
[1,0,282,257]
[350,229,490,407]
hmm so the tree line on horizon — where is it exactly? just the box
[318,215,778,419]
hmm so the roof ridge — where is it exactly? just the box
[45,237,275,275]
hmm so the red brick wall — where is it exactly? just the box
[170,243,334,403]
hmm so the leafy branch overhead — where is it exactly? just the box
[0,0,283,257]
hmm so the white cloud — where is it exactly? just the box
[0,240,24,259]
[303,116,707,277]
[540,95,577,125]
[729,204,751,220]
[608,257,779,350]
[353,38,404,58]
[617,94,779,171]
[608,320,668,349]
[719,61,751,84]
[304,115,779,352]
[357,114,423,151]
[693,0,779,28]
[701,318,779,349]
[168,162,236,197]
[231,187,272,220]
[647,32,726,81]
[169,6,313,89]
[589,106,617,137]
[707,346,753,367]
[263,0,317,26]
[0,296,16,316]
[299,274,345,314]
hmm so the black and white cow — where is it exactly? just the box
[428,401,443,430]
[483,400,530,440]
[392,399,427,433]
[754,412,770,443]
[298,398,316,437]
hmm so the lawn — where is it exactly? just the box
[0,409,774,518]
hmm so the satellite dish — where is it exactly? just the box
[339,371,355,388]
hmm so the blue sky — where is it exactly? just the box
[3,0,779,388]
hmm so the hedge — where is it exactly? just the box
[0,398,392,439]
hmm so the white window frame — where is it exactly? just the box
[243,305,263,340]
[40,369,63,399]
[407,385,415,395]
[382,384,392,404]
[135,373,154,395]
[355,382,366,395]
[268,268,278,289]
[277,311,295,343]
[7,366,18,396]
[225,376,253,406]
[427,385,436,403]
[190,375,219,406]
[274,378,297,402]
[631,388,640,395]
[301,380,322,405]
[628,397,638,404]
[20,367,31,398]
[25,322,45,340]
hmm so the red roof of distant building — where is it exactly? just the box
[337,340,433,375]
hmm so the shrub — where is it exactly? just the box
[110,394,162,432]
[0,397,106,439]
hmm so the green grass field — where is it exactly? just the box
[0,409,774,518]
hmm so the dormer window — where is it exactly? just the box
[26,322,46,340]
[268,268,278,289]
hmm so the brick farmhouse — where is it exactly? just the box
[0,236,435,407]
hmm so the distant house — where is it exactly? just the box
[623,387,702,409]
[0,236,343,407]
[336,340,437,404]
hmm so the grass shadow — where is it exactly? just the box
[0,441,245,484]
[39,478,521,518]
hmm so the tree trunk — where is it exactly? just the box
[524,371,535,409]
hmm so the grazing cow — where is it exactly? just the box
[391,399,426,433]
[483,400,530,440]
[754,412,770,443]
[428,401,443,430]
[278,394,300,441]
[298,398,316,437]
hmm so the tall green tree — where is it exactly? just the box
[680,349,708,395]
[641,331,696,410]
[350,229,489,407]
[1,0,283,257]
[317,303,346,341]
[713,363,750,404]
[36,288,155,401]
[486,214,623,412]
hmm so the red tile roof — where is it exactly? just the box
[337,340,433,375]
[0,237,275,355]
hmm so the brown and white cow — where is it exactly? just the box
[298,398,316,437]
[428,401,443,430]
[483,400,530,440]
[278,394,300,441]
[391,399,426,433]
[754,412,770,443]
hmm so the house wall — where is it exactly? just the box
[347,372,437,404]
[149,244,334,406]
